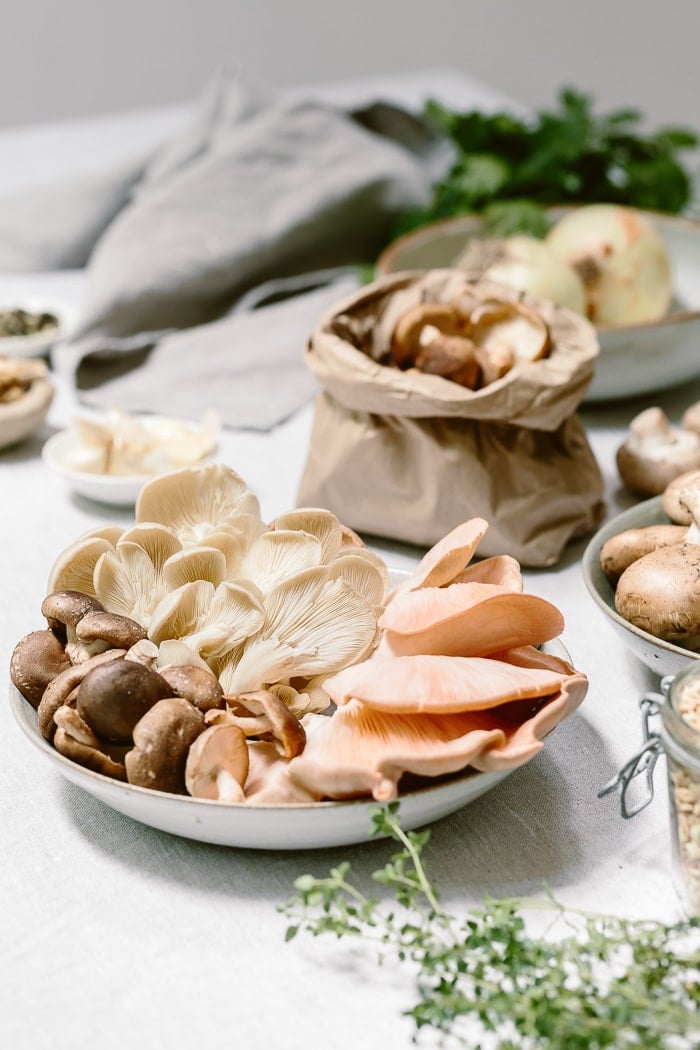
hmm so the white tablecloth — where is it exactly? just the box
[1,71,695,1050]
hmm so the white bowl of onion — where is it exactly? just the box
[377,205,700,402]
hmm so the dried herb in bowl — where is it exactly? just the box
[0,308,58,338]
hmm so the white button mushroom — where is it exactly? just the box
[616,407,700,498]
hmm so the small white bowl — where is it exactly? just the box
[0,300,74,358]
[377,209,700,403]
[582,497,699,678]
[42,429,153,505]
[42,419,216,506]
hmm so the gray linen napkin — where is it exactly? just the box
[70,273,360,430]
[0,154,147,271]
[37,69,447,429]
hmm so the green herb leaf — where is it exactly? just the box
[399,86,698,239]
[282,806,700,1049]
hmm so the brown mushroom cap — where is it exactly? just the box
[37,648,126,740]
[185,723,249,801]
[663,471,700,524]
[615,543,700,645]
[10,629,71,708]
[159,665,224,712]
[390,304,469,368]
[75,611,147,650]
[599,524,687,583]
[77,659,174,744]
[125,697,205,793]
[41,591,104,636]
[682,401,700,435]
[227,690,306,760]
[414,335,480,388]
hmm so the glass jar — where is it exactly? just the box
[662,666,700,917]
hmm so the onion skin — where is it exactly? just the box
[483,235,587,314]
[545,205,672,326]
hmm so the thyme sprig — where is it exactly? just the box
[282,803,700,1048]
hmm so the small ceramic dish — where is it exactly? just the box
[42,417,217,507]
[376,209,700,403]
[8,637,573,850]
[0,300,73,358]
[582,497,699,678]
[0,377,54,452]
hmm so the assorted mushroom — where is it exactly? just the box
[387,289,551,390]
[11,464,586,805]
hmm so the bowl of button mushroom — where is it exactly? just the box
[582,472,700,677]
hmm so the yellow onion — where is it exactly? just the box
[545,204,672,326]
[482,235,587,314]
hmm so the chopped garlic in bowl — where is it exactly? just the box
[42,409,219,506]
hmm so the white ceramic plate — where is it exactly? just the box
[582,497,699,678]
[376,208,700,402]
[42,420,216,507]
[0,298,76,358]
[8,638,572,850]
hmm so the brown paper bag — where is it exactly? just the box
[298,271,605,567]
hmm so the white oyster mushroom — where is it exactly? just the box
[48,533,120,596]
[327,553,389,608]
[148,580,265,661]
[94,529,181,626]
[156,638,212,672]
[238,530,324,593]
[269,682,330,717]
[135,463,265,547]
[197,527,247,578]
[162,546,227,589]
[271,508,343,562]
[117,523,182,569]
[217,566,378,695]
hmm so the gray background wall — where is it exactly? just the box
[2,0,698,130]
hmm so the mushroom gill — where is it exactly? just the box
[238,530,324,593]
[389,517,489,598]
[323,654,569,714]
[287,675,584,803]
[270,508,343,562]
[451,554,523,592]
[162,546,228,589]
[135,463,265,547]
[148,579,265,661]
[216,567,379,695]
[327,553,389,608]
[378,582,564,658]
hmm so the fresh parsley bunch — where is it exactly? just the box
[399,88,698,238]
[282,803,700,1049]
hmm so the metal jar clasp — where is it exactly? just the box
[597,676,673,818]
